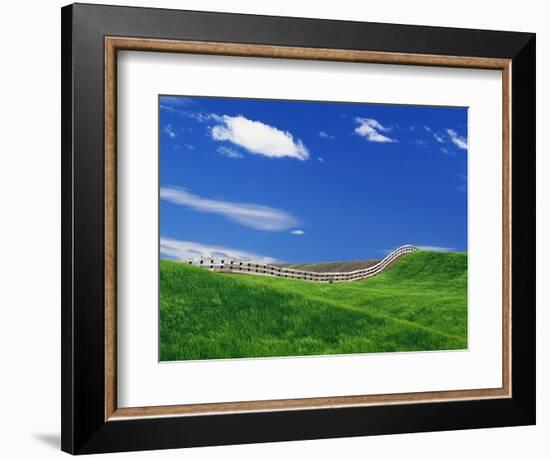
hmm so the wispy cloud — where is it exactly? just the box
[173,143,195,151]
[211,115,310,160]
[446,129,468,150]
[416,245,455,252]
[160,104,178,113]
[290,230,305,235]
[160,96,195,107]
[457,173,467,192]
[425,126,445,143]
[160,237,279,263]
[319,131,333,139]
[412,139,428,147]
[433,132,446,143]
[318,157,325,163]
[160,101,221,123]
[424,125,467,151]
[354,118,397,143]
[163,124,177,139]
[184,111,222,123]
[217,146,243,159]
[160,96,196,113]
[160,186,300,231]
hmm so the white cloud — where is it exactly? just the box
[318,157,324,163]
[319,131,333,139]
[446,129,468,150]
[211,115,309,160]
[160,186,300,231]
[217,146,243,159]
[160,237,279,263]
[163,124,176,139]
[416,245,455,252]
[290,230,305,235]
[354,118,397,143]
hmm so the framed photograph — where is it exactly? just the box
[61,3,536,454]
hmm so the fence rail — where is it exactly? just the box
[181,244,418,283]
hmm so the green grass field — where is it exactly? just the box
[160,251,467,361]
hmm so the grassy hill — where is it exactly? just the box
[160,251,467,361]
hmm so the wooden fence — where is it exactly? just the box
[182,244,418,283]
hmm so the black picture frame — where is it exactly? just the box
[61,3,536,454]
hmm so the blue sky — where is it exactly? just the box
[159,95,467,263]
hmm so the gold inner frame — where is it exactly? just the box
[104,37,512,421]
